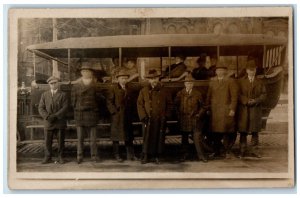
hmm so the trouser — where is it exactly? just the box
[181,132,190,154]
[113,141,135,159]
[193,131,206,159]
[223,132,237,153]
[44,128,65,159]
[240,132,259,154]
[77,126,97,159]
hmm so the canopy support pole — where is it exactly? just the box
[33,52,36,80]
[119,48,122,67]
[68,49,71,81]
[168,46,171,79]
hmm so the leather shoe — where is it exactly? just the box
[58,157,65,164]
[141,156,148,164]
[41,158,52,164]
[115,155,123,163]
[155,157,161,164]
[77,157,83,164]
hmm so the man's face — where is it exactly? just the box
[81,69,93,79]
[184,82,194,91]
[216,68,227,78]
[49,81,59,90]
[246,68,256,78]
[117,76,128,86]
[148,77,159,87]
[127,61,136,69]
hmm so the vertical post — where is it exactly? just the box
[217,46,220,59]
[236,56,239,78]
[168,46,171,79]
[52,18,59,77]
[119,48,122,67]
[263,45,266,69]
[33,52,36,80]
[68,49,71,81]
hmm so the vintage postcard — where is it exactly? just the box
[8,7,294,189]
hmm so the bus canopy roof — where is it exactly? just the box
[27,34,287,58]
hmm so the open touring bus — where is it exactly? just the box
[17,33,287,142]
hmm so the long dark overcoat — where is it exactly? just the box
[71,80,100,127]
[38,90,68,130]
[175,88,205,132]
[106,84,135,141]
[137,83,171,154]
[237,77,266,133]
[206,77,238,133]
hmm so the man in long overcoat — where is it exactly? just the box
[206,62,238,159]
[164,55,187,78]
[237,60,266,158]
[175,75,208,162]
[106,70,137,162]
[137,69,171,164]
[71,64,101,163]
[38,76,68,164]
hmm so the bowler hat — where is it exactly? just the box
[246,60,257,70]
[215,61,228,70]
[116,69,130,78]
[47,76,60,84]
[144,69,161,78]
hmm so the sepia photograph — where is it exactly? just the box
[8,7,294,189]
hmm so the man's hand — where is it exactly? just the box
[228,110,235,117]
[47,115,57,123]
[142,116,149,124]
[247,99,256,106]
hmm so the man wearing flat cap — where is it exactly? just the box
[106,69,138,162]
[206,61,238,159]
[71,64,101,163]
[38,76,68,164]
[237,60,266,158]
[175,74,208,162]
[137,69,172,164]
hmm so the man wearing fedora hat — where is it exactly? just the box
[137,69,171,164]
[237,60,266,158]
[175,74,208,162]
[206,61,238,159]
[38,76,68,164]
[106,69,138,162]
[71,63,101,163]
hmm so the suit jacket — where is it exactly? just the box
[237,76,266,132]
[71,79,101,126]
[165,62,187,78]
[38,89,68,130]
[206,77,238,133]
[175,88,205,132]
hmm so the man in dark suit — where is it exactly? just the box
[206,62,238,159]
[164,55,187,78]
[237,60,266,158]
[38,76,68,164]
[106,69,137,162]
[137,69,171,164]
[175,75,208,162]
[71,64,101,164]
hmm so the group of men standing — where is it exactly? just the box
[38,59,266,165]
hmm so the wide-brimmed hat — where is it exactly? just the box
[246,60,257,70]
[47,76,60,84]
[184,75,195,82]
[116,69,130,78]
[144,69,161,78]
[215,61,228,70]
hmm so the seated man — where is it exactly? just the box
[164,55,187,78]
[192,54,209,80]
